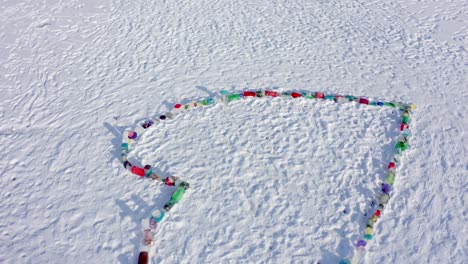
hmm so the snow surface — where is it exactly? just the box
[0,0,466,263]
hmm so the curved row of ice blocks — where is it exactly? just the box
[119,89,415,263]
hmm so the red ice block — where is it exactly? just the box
[388,162,395,170]
[138,251,148,264]
[174,103,182,109]
[244,91,256,97]
[131,166,145,177]
[265,90,279,97]
[359,98,369,105]
[291,92,302,98]
[374,210,381,217]
[315,92,325,99]
[400,123,409,131]
[164,177,175,186]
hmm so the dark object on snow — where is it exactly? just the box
[138,251,148,264]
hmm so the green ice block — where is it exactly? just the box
[227,94,241,102]
[170,187,185,203]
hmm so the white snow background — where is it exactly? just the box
[0,0,466,263]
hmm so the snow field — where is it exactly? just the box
[0,0,466,263]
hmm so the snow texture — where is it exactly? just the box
[0,0,466,263]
